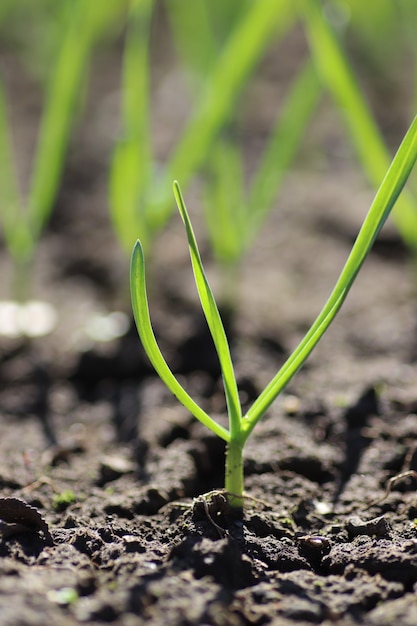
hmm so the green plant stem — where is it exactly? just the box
[301,0,417,249]
[148,0,295,228]
[247,57,321,238]
[109,0,154,253]
[218,262,241,314]
[28,3,89,239]
[12,258,31,303]
[225,440,244,509]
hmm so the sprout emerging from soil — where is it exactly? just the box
[131,117,417,510]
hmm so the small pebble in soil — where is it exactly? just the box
[98,455,135,485]
[347,515,391,538]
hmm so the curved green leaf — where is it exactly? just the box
[244,114,417,441]
[301,0,417,249]
[130,238,230,443]
[173,181,242,438]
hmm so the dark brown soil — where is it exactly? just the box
[2,13,417,626]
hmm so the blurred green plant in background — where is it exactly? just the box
[109,0,296,256]
[110,0,417,285]
[0,0,126,302]
[302,0,417,248]
[0,0,416,322]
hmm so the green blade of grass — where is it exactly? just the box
[0,76,32,260]
[0,0,13,25]
[28,0,122,241]
[244,114,417,440]
[203,137,246,265]
[167,0,294,187]
[122,0,153,141]
[27,2,90,239]
[147,0,295,231]
[397,0,417,133]
[0,77,19,245]
[301,0,417,249]
[109,0,154,253]
[247,57,321,241]
[173,181,242,438]
[166,0,250,79]
[110,139,150,252]
[165,0,217,81]
[203,58,321,268]
[130,238,230,443]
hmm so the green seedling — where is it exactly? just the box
[165,0,253,96]
[165,2,320,311]
[52,490,76,512]
[301,0,417,249]
[131,115,417,510]
[0,0,123,301]
[109,0,154,256]
[202,57,321,305]
[110,0,295,255]
[183,2,417,309]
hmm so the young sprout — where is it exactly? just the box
[202,58,321,309]
[0,1,123,304]
[301,0,417,249]
[131,116,417,510]
[110,0,296,255]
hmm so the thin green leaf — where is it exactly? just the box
[28,0,122,240]
[244,114,417,440]
[203,58,321,268]
[0,76,32,260]
[247,57,321,239]
[0,0,13,27]
[167,0,294,183]
[165,0,217,81]
[203,137,245,265]
[109,0,153,253]
[130,239,230,443]
[301,0,417,249]
[27,1,90,239]
[147,0,295,229]
[173,181,242,437]
[122,0,153,142]
[0,77,19,239]
[109,139,149,252]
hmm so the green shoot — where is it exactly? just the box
[131,115,417,509]
[162,0,294,211]
[111,0,295,255]
[164,0,218,85]
[0,80,29,264]
[203,57,321,281]
[246,58,321,238]
[396,2,417,140]
[301,0,417,249]
[0,0,123,300]
[109,0,154,253]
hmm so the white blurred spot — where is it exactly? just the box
[0,301,21,337]
[85,311,130,342]
[19,301,57,337]
[0,300,57,337]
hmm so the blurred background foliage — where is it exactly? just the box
[0,0,416,303]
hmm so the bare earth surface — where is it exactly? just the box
[1,24,417,626]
